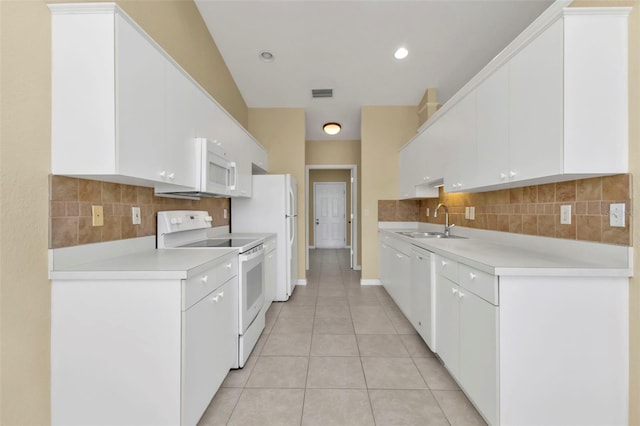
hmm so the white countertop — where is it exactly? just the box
[380,224,632,277]
[49,237,238,280]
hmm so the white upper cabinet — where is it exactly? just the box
[50,3,267,194]
[475,65,510,188]
[442,93,477,193]
[116,14,166,184]
[508,19,564,183]
[400,6,629,195]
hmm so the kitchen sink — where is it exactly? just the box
[398,231,467,239]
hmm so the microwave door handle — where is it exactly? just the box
[228,161,237,191]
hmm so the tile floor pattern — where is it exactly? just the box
[199,249,487,426]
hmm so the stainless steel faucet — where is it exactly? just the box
[434,203,455,237]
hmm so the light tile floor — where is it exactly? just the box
[199,249,487,426]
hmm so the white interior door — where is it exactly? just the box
[314,182,346,249]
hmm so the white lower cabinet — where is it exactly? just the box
[380,234,411,316]
[182,278,237,426]
[263,236,277,309]
[51,254,238,426]
[435,255,499,425]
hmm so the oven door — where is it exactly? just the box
[200,139,237,196]
[238,246,265,334]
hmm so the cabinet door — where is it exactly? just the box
[509,19,564,182]
[459,290,499,426]
[398,142,418,199]
[182,278,237,426]
[475,66,509,188]
[411,250,433,349]
[164,62,197,188]
[379,240,392,288]
[392,246,412,317]
[265,246,277,304]
[116,15,165,182]
[436,276,460,377]
[442,94,476,193]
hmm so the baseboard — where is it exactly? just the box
[360,279,381,286]
[296,279,307,286]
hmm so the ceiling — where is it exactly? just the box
[195,0,554,141]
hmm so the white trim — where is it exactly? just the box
[49,2,118,14]
[360,279,381,286]
[313,181,347,249]
[308,245,316,249]
[353,265,362,271]
[296,279,307,286]
[305,164,359,271]
[563,7,631,16]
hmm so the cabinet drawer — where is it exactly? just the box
[184,256,237,310]
[459,264,498,305]
[436,256,459,282]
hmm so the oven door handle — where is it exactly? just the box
[239,248,264,263]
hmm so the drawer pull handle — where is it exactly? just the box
[218,290,224,299]
[201,275,208,283]
[458,291,465,299]
[396,254,403,259]
[226,263,233,269]
[452,288,458,295]
[212,295,219,302]
[441,260,447,267]
[469,273,476,280]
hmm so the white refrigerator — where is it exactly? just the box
[231,174,298,301]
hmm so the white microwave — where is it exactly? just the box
[155,138,237,198]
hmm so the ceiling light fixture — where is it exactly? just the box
[323,122,341,135]
[259,51,274,62]
[394,47,409,60]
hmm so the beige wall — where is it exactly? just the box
[309,170,352,246]
[0,1,248,423]
[248,108,306,279]
[306,139,362,266]
[360,106,418,280]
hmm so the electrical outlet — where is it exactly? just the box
[223,208,228,219]
[92,205,104,227]
[469,206,475,220]
[464,207,470,219]
[610,203,625,227]
[560,205,571,225]
[426,207,430,217]
[132,207,141,225]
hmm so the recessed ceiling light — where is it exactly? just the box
[394,47,409,60]
[259,51,274,62]
[323,122,341,135]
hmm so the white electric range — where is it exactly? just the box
[157,210,265,368]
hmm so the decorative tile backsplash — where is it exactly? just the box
[49,175,230,248]
[379,174,632,246]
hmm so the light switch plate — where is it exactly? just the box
[560,205,571,225]
[464,207,470,219]
[223,208,228,219]
[132,207,141,225]
[610,203,625,227]
[469,206,475,220]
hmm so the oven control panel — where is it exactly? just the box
[158,211,212,235]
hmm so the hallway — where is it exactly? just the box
[198,249,486,425]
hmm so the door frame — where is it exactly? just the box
[305,164,360,270]
[313,182,347,249]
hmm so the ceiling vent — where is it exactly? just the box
[312,89,333,98]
